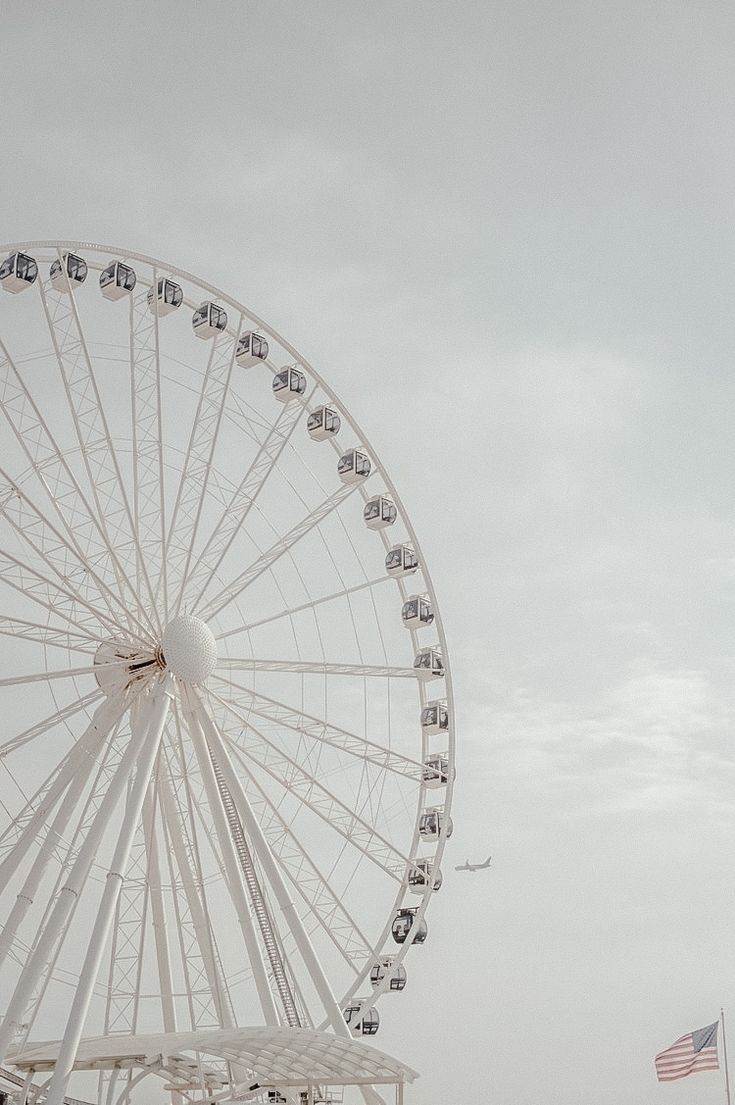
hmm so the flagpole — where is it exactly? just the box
[722,1008,732,1105]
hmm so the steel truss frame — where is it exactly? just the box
[0,241,456,1105]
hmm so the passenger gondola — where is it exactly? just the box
[100,260,136,300]
[50,252,88,292]
[0,251,38,294]
[235,330,269,367]
[192,301,227,338]
[363,494,397,530]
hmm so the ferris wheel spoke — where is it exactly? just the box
[185,389,315,616]
[37,265,159,625]
[215,575,392,641]
[211,695,411,880]
[0,616,100,656]
[0,469,153,645]
[198,482,360,624]
[0,336,152,637]
[211,677,425,782]
[218,723,373,971]
[129,276,167,623]
[217,657,418,679]
[165,322,241,618]
[228,386,288,447]
[0,545,146,645]
[0,661,132,690]
[0,688,103,760]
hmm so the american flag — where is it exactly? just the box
[655,1021,720,1082]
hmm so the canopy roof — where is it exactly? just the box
[9,1027,418,1088]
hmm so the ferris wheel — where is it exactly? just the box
[0,242,455,1105]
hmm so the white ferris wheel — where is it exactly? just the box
[0,242,455,1105]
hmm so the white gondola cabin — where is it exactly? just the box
[418,806,452,841]
[385,543,418,577]
[0,251,38,293]
[408,858,443,894]
[337,448,371,484]
[423,752,450,789]
[147,278,183,316]
[391,908,427,945]
[273,366,307,402]
[401,593,434,629]
[50,252,87,292]
[363,494,397,530]
[193,301,227,339]
[100,261,136,300]
[343,1003,380,1037]
[421,699,449,735]
[414,645,444,680]
[235,331,269,367]
[307,405,341,440]
[369,956,407,992]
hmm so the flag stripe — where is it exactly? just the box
[656,1049,718,1068]
[657,1054,718,1068]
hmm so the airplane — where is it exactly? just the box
[454,856,492,872]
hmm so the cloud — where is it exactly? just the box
[456,635,735,817]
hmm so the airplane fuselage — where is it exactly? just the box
[454,857,492,872]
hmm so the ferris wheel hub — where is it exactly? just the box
[161,615,218,683]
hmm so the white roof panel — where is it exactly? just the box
[9,1027,418,1087]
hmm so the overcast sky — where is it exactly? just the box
[3,2,735,1102]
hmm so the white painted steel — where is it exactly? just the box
[0,240,455,1105]
[9,1026,417,1086]
[162,616,217,683]
[44,677,173,1105]
[180,691,280,1028]
[0,695,130,972]
[196,704,351,1041]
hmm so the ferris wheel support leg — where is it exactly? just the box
[141,784,177,1034]
[181,691,279,1027]
[198,712,388,1105]
[44,675,173,1105]
[156,770,234,1030]
[0,695,128,973]
[196,708,350,1036]
[0,697,122,892]
[0,687,160,1064]
[19,1065,35,1104]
